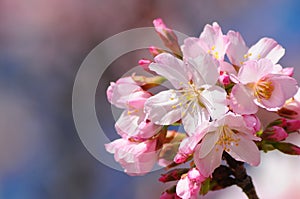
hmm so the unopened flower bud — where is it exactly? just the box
[153,18,182,57]
[131,75,166,90]
[262,126,288,141]
[138,59,152,71]
[149,46,165,57]
[272,142,300,155]
[159,168,189,183]
[243,114,261,134]
[218,71,230,86]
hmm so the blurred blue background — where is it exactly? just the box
[1,0,300,198]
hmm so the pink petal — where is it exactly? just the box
[227,135,260,166]
[188,54,219,86]
[144,90,182,125]
[194,144,223,177]
[182,37,206,59]
[110,83,142,109]
[200,85,228,120]
[181,101,210,134]
[174,127,208,163]
[238,59,273,84]
[259,75,298,109]
[127,91,152,109]
[115,110,144,138]
[226,30,249,66]
[230,84,258,114]
[219,61,237,76]
[150,53,190,89]
[248,37,285,64]
[199,22,228,60]
[198,131,220,159]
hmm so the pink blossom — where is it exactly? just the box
[176,168,205,199]
[144,53,227,134]
[182,22,229,61]
[107,76,161,139]
[227,31,285,66]
[174,124,208,163]
[193,113,261,177]
[106,77,147,109]
[105,138,158,175]
[230,59,298,114]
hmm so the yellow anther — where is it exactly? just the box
[254,79,274,100]
[211,45,216,51]
[214,51,219,59]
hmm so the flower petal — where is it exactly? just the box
[181,101,210,134]
[150,53,190,89]
[194,144,223,177]
[248,37,285,64]
[227,135,260,166]
[259,75,298,109]
[110,83,142,109]
[199,22,228,60]
[226,30,249,66]
[182,37,206,59]
[200,85,228,120]
[238,59,273,84]
[115,110,144,138]
[144,90,182,125]
[198,131,220,159]
[230,84,258,114]
[188,54,219,86]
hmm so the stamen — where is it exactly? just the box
[254,79,274,100]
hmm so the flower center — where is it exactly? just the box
[170,82,206,116]
[254,79,274,100]
[216,125,240,152]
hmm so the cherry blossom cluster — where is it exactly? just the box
[105,18,300,198]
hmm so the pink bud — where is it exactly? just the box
[159,168,189,183]
[153,18,182,57]
[149,46,164,57]
[272,142,300,155]
[243,114,261,134]
[160,191,180,199]
[174,154,188,164]
[262,126,288,141]
[218,71,230,86]
[284,119,300,133]
[176,168,205,199]
[138,59,151,71]
[106,82,116,104]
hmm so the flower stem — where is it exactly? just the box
[223,152,259,199]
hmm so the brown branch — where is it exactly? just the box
[223,152,259,199]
